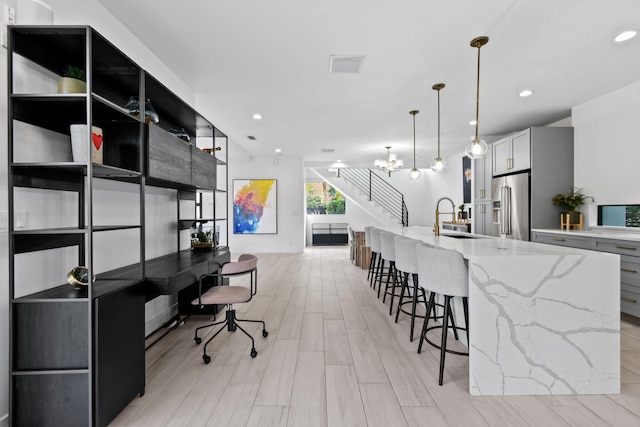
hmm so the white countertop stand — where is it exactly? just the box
[395,227,620,396]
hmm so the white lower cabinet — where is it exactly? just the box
[532,231,640,318]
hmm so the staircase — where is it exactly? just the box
[337,168,408,226]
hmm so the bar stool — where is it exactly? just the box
[379,231,401,314]
[364,226,375,283]
[369,227,385,291]
[393,235,428,341]
[416,243,469,386]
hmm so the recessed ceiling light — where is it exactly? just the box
[275,148,282,153]
[615,30,637,42]
[519,90,534,97]
[469,120,477,126]
[252,113,262,120]
[337,159,342,162]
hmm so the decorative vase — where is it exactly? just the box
[125,96,160,124]
[70,125,103,164]
[560,211,583,230]
[57,77,86,94]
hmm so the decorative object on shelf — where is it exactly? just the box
[70,124,103,164]
[202,146,222,155]
[374,146,404,177]
[553,187,594,230]
[465,36,490,159]
[124,96,160,124]
[67,266,94,288]
[191,228,213,251]
[233,179,277,234]
[458,204,468,221]
[430,83,447,172]
[57,65,86,94]
[408,110,421,180]
[169,127,190,142]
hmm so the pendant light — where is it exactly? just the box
[465,36,489,159]
[430,83,446,172]
[408,110,421,180]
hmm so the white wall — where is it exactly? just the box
[228,153,305,253]
[572,79,640,226]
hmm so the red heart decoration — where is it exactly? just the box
[92,133,103,150]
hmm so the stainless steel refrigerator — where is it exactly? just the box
[491,172,530,241]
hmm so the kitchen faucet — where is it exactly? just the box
[434,196,456,236]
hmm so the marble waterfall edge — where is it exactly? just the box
[468,253,620,396]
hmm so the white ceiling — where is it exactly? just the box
[98,0,640,168]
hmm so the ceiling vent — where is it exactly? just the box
[321,148,335,153]
[329,55,365,73]
[247,135,256,141]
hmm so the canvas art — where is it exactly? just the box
[233,179,277,234]
[462,157,471,204]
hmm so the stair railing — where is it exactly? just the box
[337,168,408,226]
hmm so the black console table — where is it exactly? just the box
[312,223,349,245]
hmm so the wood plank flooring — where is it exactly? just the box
[111,247,640,427]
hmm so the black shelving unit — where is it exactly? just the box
[7,25,229,426]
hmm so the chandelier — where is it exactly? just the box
[374,146,403,177]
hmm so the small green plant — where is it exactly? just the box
[458,204,465,212]
[62,65,85,82]
[552,187,594,212]
[196,230,212,243]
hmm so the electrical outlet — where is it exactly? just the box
[15,210,27,229]
[1,5,16,48]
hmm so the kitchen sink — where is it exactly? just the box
[441,233,484,239]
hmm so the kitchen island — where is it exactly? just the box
[393,227,620,396]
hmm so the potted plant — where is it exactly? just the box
[58,65,86,93]
[552,187,594,224]
[191,229,213,251]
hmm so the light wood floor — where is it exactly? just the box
[111,247,640,427]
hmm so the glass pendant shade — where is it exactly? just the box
[430,157,446,172]
[464,138,488,159]
[409,167,421,180]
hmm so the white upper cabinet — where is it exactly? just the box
[492,128,531,176]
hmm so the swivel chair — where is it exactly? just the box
[192,254,268,363]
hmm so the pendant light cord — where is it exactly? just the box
[437,87,441,157]
[474,44,481,142]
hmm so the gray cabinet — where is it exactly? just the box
[492,128,531,175]
[532,231,640,318]
[473,201,492,235]
[472,149,492,235]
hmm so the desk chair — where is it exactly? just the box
[192,254,268,363]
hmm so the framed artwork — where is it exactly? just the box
[462,157,471,203]
[233,179,277,234]
[305,180,346,214]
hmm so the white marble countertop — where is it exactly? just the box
[532,228,640,242]
[394,227,606,258]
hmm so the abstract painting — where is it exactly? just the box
[233,179,277,234]
[462,156,471,204]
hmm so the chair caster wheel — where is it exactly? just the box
[195,337,202,345]
[251,349,257,358]
[203,354,211,364]
[262,329,269,338]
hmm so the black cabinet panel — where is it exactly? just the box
[146,125,191,186]
[13,373,89,427]
[94,287,145,427]
[191,146,216,189]
[13,302,88,370]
